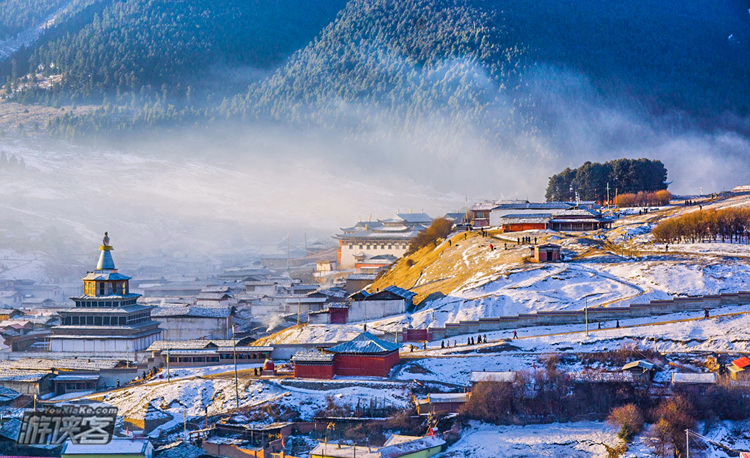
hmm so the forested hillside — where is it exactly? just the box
[4,0,347,103]
[1,0,748,137]
[0,0,69,39]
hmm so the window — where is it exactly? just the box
[348,245,353,249]
[98,283,105,295]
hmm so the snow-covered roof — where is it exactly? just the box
[568,371,636,383]
[291,349,334,363]
[0,386,22,401]
[672,373,717,384]
[307,443,378,458]
[62,438,152,456]
[147,340,215,351]
[379,435,445,458]
[427,393,470,403]
[154,441,205,458]
[383,286,416,301]
[0,370,51,382]
[217,346,273,352]
[396,213,432,224]
[347,274,377,281]
[201,286,231,293]
[0,358,120,371]
[53,374,100,382]
[622,360,656,372]
[195,293,231,300]
[152,306,232,318]
[327,332,400,355]
[469,371,515,383]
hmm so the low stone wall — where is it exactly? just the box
[409,291,750,341]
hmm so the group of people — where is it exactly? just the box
[434,334,488,349]
[517,236,536,245]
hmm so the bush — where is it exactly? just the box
[613,190,671,207]
[607,404,644,442]
[460,379,518,423]
[406,218,454,255]
[646,395,695,457]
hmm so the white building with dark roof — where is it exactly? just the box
[151,304,233,340]
[335,212,432,269]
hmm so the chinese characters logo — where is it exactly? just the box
[17,405,117,446]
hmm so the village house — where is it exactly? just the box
[0,370,53,396]
[0,385,29,407]
[728,356,750,380]
[415,392,471,415]
[61,439,154,458]
[309,286,415,325]
[671,372,717,395]
[0,307,23,321]
[51,373,100,396]
[469,200,610,232]
[335,212,432,269]
[0,358,138,389]
[469,371,516,391]
[344,273,378,295]
[151,304,233,340]
[308,434,445,458]
[139,281,208,299]
[0,291,22,307]
[147,339,273,368]
[621,360,658,382]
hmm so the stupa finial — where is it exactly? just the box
[97,232,116,270]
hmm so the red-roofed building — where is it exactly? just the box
[327,332,400,377]
[729,357,750,380]
[292,332,400,379]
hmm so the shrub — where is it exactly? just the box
[646,395,695,457]
[406,218,454,255]
[607,404,644,442]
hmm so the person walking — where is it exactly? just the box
[704,308,709,319]
[616,320,620,328]
[513,330,518,339]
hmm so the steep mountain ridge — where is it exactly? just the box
[1,0,748,137]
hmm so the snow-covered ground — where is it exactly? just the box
[439,421,619,457]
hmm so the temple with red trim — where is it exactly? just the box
[291,332,400,379]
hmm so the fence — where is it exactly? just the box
[404,291,750,341]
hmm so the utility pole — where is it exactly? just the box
[183,409,187,442]
[685,429,689,457]
[233,324,240,409]
[297,299,300,326]
[606,183,610,207]
[166,349,170,382]
[126,343,129,368]
[585,297,588,336]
